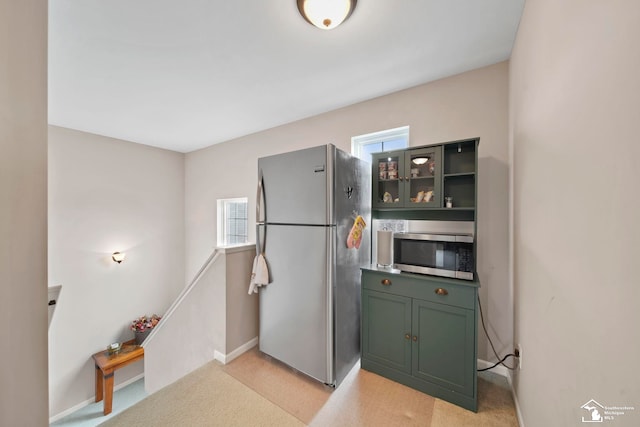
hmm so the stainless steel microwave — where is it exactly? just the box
[393,232,475,280]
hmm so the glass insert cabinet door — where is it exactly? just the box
[375,151,404,206]
[373,147,442,208]
[407,147,441,208]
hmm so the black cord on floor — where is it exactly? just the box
[477,353,517,372]
[477,295,517,371]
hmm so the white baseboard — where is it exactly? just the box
[214,336,258,365]
[506,370,525,427]
[48,373,145,424]
[476,358,510,378]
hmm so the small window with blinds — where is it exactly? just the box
[217,198,248,246]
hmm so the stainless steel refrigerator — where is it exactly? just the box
[256,144,371,387]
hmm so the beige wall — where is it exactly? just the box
[185,62,511,361]
[0,0,49,425]
[225,246,258,353]
[47,126,185,418]
[510,1,640,425]
[144,248,225,394]
[144,245,258,394]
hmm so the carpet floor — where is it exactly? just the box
[99,360,302,427]
[100,347,519,426]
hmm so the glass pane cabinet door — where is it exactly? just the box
[406,147,442,208]
[374,152,404,207]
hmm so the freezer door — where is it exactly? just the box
[259,224,334,384]
[258,145,331,225]
[334,147,371,237]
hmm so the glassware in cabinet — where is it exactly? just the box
[373,152,404,208]
[407,146,441,208]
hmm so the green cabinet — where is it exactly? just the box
[361,268,478,412]
[372,138,478,221]
[412,299,475,397]
[442,139,477,210]
[361,290,412,374]
[372,146,442,209]
[366,137,480,410]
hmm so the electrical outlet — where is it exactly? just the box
[515,344,522,369]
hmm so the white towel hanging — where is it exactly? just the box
[248,253,270,294]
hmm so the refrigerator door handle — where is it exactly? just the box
[256,171,266,254]
[257,171,265,224]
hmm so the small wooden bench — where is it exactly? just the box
[92,339,144,415]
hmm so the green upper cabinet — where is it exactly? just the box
[442,139,477,210]
[372,150,406,208]
[372,138,478,221]
[406,146,442,208]
[372,146,442,209]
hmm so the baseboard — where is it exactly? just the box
[476,358,510,378]
[214,336,258,365]
[48,373,145,424]
[506,370,525,427]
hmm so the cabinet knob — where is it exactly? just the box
[405,176,409,181]
[434,288,448,296]
[381,279,391,286]
[398,177,403,182]
[412,336,418,342]
[404,333,411,340]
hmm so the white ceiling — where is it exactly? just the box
[48,1,524,153]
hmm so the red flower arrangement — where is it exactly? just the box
[130,314,161,332]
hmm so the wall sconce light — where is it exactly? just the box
[112,252,126,264]
[297,0,357,30]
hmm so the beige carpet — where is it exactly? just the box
[101,347,518,426]
[99,361,303,427]
[431,370,519,427]
[223,347,434,426]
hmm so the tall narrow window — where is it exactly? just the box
[351,126,409,163]
[217,198,248,246]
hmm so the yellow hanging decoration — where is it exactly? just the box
[347,215,366,249]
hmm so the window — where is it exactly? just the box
[217,198,248,246]
[351,126,409,163]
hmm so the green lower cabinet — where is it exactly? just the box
[412,299,475,398]
[362,290,412,374]
[360,268,478,412]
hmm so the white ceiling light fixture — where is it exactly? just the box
[412,157,429,165]
[297,0,357,30]
[112,251,126,264]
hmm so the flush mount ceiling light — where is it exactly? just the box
[297,0,357,30]
[412,157,429,165]
[112,251,126,264]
